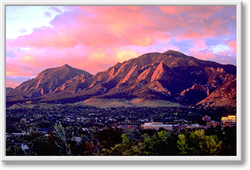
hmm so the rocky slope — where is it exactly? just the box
[6,64,92,99]
[197,78,236,107]
[6,50,236,106]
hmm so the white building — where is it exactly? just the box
[141,122,172,130]
[21,144,29,151]
[71,137,82,144]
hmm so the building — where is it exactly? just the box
[124,117,130,123]
[173,124,187,130]
[71,137,82,144]
[221,115,236,125]
[206,120,221,128]
[20,118,27,123]
[36,128,53,134]
[21,143,29,151]
[141,122,173,131]
[186,123,205,129]
[206,121,231,129]
[202,115,211,122]
[117,125,138,130]
[12,130,31,136]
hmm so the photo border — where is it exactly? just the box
[0,0,243,162]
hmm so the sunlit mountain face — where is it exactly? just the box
[6,50,236,107]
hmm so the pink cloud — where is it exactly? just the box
[188,40,216,60]
[189,49,216,60]
[6,6,235,50]
[6,5,237,80]
[184,31,199,39]
[6,44,142,78]
[7,6,174,51]
[159,6,223,19]
[159,6,178,14]
[123,6,141,11]
[6,56,38,77]
[226,40,236,53]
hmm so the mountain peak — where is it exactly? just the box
[163,49,188,57]
[7,64,90,98]
[62,64,71,68]
[6,49,236,107]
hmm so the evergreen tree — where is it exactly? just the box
[53,122,72,155]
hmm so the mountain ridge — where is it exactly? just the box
[7,64,93,99]
[6,50,236,107]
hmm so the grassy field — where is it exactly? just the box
[74,98,182,108]
[7,98,182,109]
[7,103,58,109]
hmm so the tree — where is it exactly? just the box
[137,133,154,155]
[102,133,132,155]
[6,144,25,156]
[177,129,222,155]
[32,136,53,155]
[176,134,188,155]
[97,126,123,149]
[151,130,169,155]
[53,122,72,155]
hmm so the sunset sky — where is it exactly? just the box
[6,5,237,88]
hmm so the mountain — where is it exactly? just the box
[6,50,236,107]
[196,78,236,107]
[6,87,13,93]
[6,64,92,100]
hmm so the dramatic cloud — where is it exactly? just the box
[6,5,237,88]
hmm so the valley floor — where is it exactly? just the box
[5,103,236,156]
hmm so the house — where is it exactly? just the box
[117,125,138,130]
[174,119,188,124]
[202,115,211,122]
[65,117,71,122]
[141,122,173,131]
[12,131,30,136]
[173,124,187,130]
[20,118,27,123]
[82,128,89,132]
[36,128,53,134]
[186,123,205,129]
[206,120,232,129]
[71,137,82,144]
[206,120,221,128]
[125,117,130,123]
[21,143,29,152]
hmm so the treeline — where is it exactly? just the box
[7,123,236,156]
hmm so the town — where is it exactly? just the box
[6,102,236,156]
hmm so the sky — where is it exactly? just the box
[6,5,237,88]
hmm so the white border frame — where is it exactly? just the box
[0,0,242,162]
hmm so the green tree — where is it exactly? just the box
[53,122,72,155]
[137,133,154,155]
[102,133,132,155]
[177,129,222,155]
[151,130,169,155]
[177,134,188,155]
